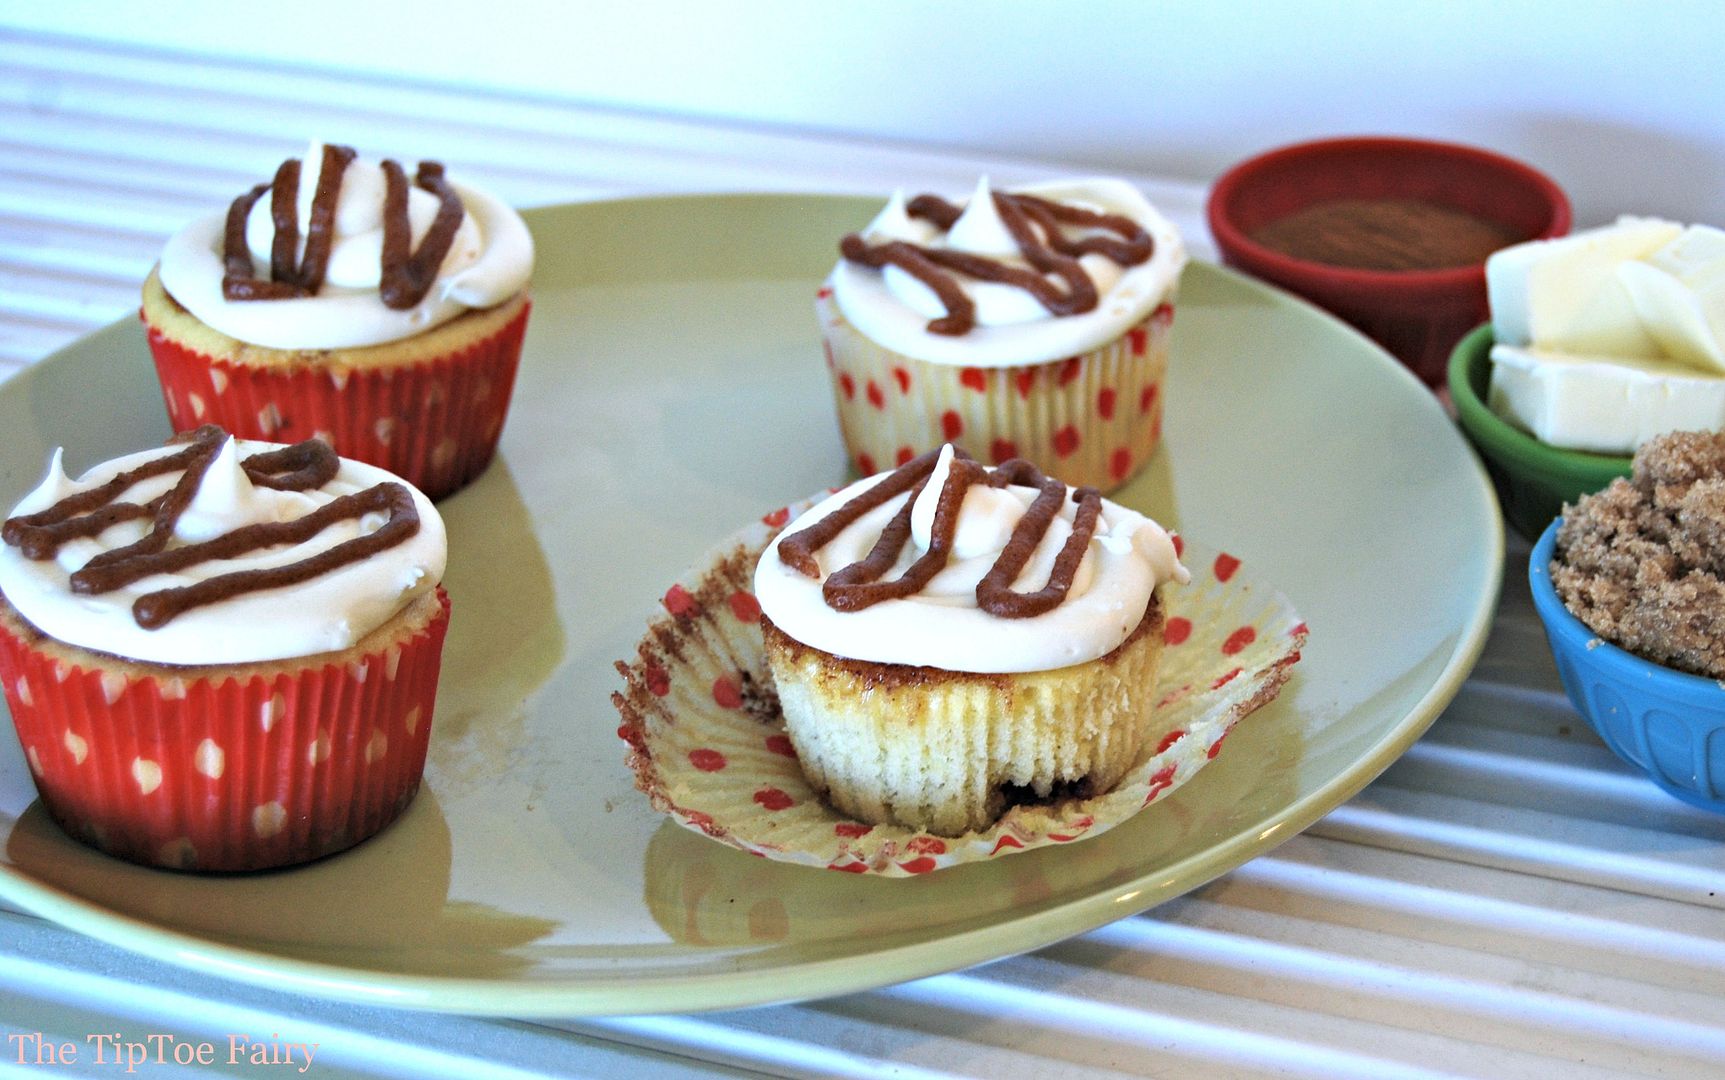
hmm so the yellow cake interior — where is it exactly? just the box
[761,593,1165,836]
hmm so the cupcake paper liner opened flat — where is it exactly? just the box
[616,450,1305,878]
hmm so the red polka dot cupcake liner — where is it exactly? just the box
[614,502,1305,878]
[0,589,450,873]
[816,288,1173,491]
[143,302,529,502]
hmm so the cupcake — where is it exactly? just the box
[820,178,1186,491]
[753,444,1188,836]
[143,141,535,501]
[0,425,450,871]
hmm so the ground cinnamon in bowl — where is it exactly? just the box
[1551,429,1725,680]
[1249,198,1523,272]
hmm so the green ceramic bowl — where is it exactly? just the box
[1448,324,1632,541]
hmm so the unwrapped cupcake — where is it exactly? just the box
[754,444,1189,835]
[820,178,1186,491]
[143,141,534,500]
[0,426,450,871]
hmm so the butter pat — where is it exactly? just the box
[1617,225,1725,373]
[1487,217,1681,357]
[1488,344,1725,454]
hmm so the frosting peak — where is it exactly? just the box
[756,446,1186,673]
[861,188,925,244]
[945,177,1020,258]
[910,445,1025,558]
[175,436,268,543]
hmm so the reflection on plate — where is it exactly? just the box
[616,503,1305,876]
[0,195,1500,1016]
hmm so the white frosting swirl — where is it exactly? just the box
[755,446,1187,673]
[831,177,1186,367]
[0,438,447,665]
[158,142,534,350]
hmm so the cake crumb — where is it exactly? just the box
[1552,430,1725,679]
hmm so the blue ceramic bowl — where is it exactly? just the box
[1530,520,1725,812]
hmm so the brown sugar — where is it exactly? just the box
[1249,197,1522,272]
[1552,430,1725,679]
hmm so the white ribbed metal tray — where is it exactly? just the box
[2,28,1723,1078]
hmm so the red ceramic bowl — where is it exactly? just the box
[1207,136,1571,386]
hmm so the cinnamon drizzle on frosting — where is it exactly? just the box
[778,449,1103,618]
[839,189,1155,336]
[1,426,420,630]
[378,160,465,310]
[222,144,356,301]
[220,144,465,309]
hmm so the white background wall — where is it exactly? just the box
[6,1,1725,226]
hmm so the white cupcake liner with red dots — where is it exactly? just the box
[816,287,1173,493]
[614,503,1306,878]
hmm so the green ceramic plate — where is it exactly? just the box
[0,194,1500,1017]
